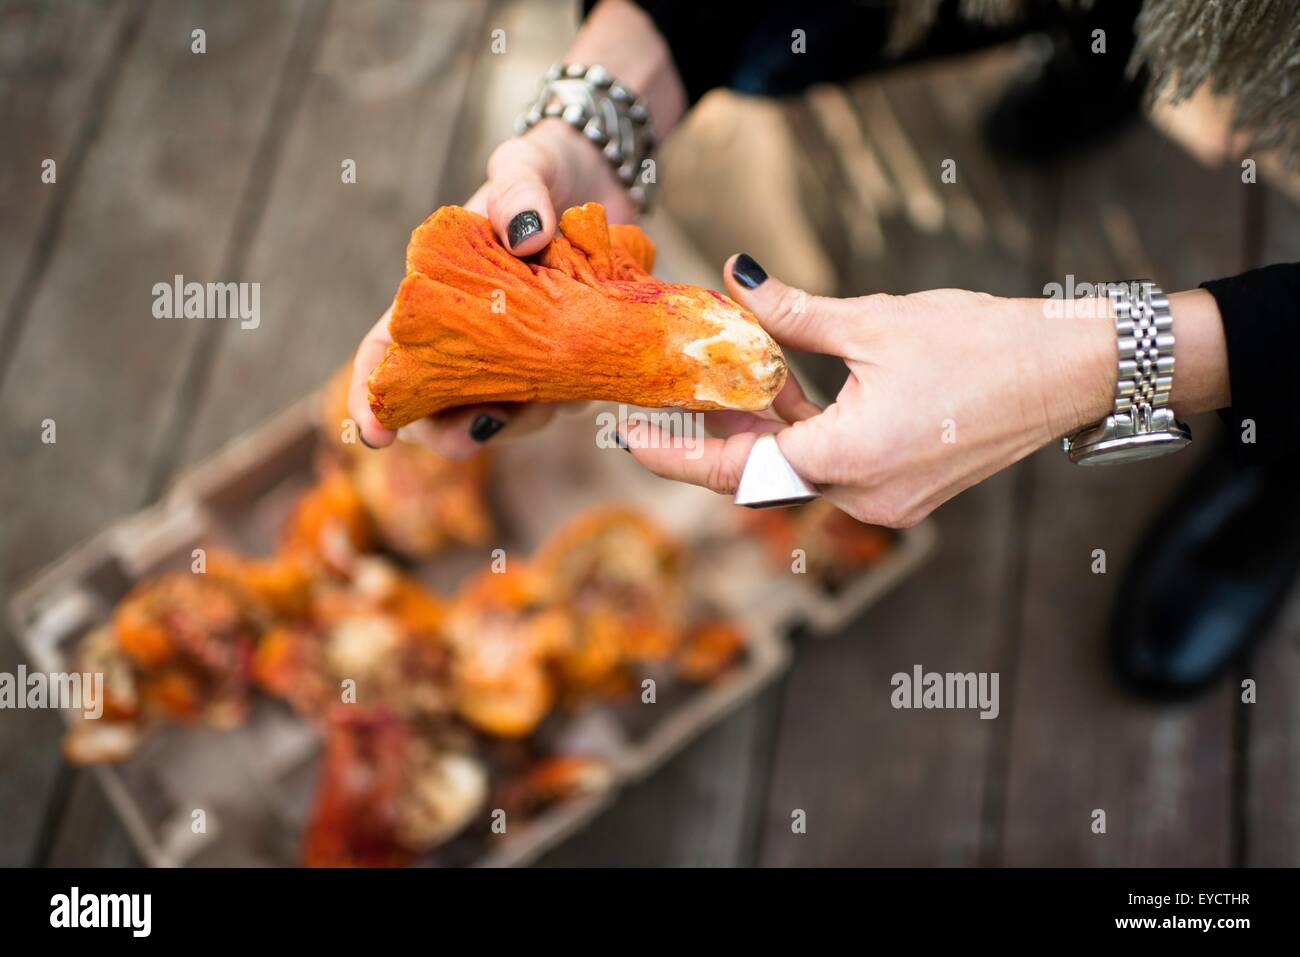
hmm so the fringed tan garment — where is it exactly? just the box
[885,0,1300,161]
[1134,0,1300,160]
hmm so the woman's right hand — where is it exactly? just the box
[347,117,637,458]
[471,117,639,256]
[348,0,687,457]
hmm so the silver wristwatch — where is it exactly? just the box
[1062,279,1192,465]
[516,64,656,210]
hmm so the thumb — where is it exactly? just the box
[774,403,843,488]
[723,253,863,356]
[485,137,559,256]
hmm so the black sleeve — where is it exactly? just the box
[582,0,896,104]
[581,1,1139,105]
[1201,263,1300,465]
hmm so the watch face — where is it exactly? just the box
[1072,430,1192,465]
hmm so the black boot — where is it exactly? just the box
[1109,443,1300,700]
[983,17,1146,161]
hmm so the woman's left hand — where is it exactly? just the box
[626,256,1122,527]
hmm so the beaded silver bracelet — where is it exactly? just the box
[515,63,656,211]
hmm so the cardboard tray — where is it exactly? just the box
[9,394,933,867]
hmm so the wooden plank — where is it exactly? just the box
[44,774,139,867]
[1003,449,1230,866]
[448,0,787,867]
[48,0,492,867]
[1243,183,1300,866]
[436,0,577,207]
[0,0,313,867]
[0,0,142,860]
[658,92,839,299]
[1001,120,1244,865]
[0,0,144,376]
[846,53,1050,299]
[48,0,778,869]
[447,0,789,867]
[759,473,1021,866]
[1247,588,1300,866]
[758,55,1048,866]
[177,0,492,469]
[472,0,784,867]
[536,687,784,866]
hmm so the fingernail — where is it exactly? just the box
[508,210,542,249]
[732,254,768,290]
[469,414,505,442]
[615,432,630,453]
[359,432,379,450]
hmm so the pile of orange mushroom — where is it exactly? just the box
[60,371,745,866]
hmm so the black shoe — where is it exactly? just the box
[983,29,1146,161]
[1110,443,1300,700]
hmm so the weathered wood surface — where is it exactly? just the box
[0,0,143,374]
[1000,121,1245,867]
[2,1,1295,867]
[178,0,490,471]
[0,0,145,869]
[0,0,314,867]
[757,56,1051,866]
[44,0,491,867]
[469,0,788,868]
[1243,186,1300,867]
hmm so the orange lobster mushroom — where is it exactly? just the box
[320,363,492,557]
[367,203,787,429]
[443,565,566,738]
[302,707,486,867]
[533,504,686,670]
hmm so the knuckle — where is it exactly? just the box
[488,136,554,184]
[891,509,924,529]
[486,137,525,172]
[848,493,923,529]
[885,492,932,529]
[490,182,527,216]
[767,286,824,340]
[705,447,747,496]
[771,286,809,324]
[854,292,901,323]
[876,507,907,529]
[429,433,474,461]
[843,501,885,526]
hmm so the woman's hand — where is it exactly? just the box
[631,259,1231,526]
[346,0,687,458]
[347,119,634,457]
[626,256,1131,527]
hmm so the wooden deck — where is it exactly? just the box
[2,0,1297,867]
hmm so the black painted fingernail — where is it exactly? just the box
[732,254,768,289]
[469,414,505,442]
[508,210,542,249]
[615,432,630,452]
[359,432,379,450]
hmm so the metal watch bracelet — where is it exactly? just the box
[516,63,656,211]
[1062,280,1192,465]
[1111,279,1175,423]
